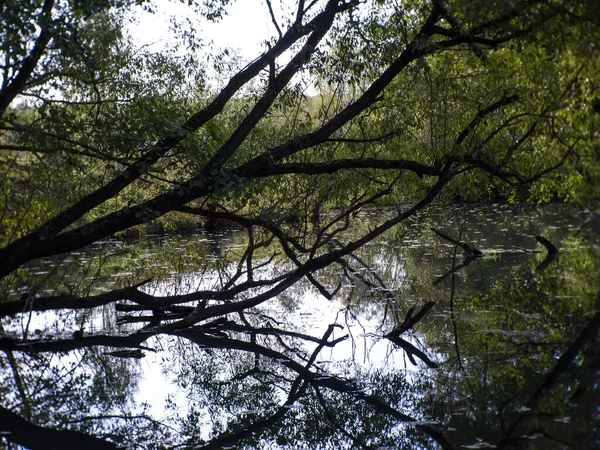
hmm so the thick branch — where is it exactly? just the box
[535,235,558,255]
[0,0,55,117]
[0,405,119,450]
[199,0,344,177]
[247,158,441,177]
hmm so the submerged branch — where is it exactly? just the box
[385,302,438,368]
[535,235,559,272]
[433,255,477,285]
[387,301,436,336]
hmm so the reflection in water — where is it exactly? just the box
[0,204,598,449]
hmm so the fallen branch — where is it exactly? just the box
[433,256,477,285]
[431,227,483,256]
[387,302,436,336]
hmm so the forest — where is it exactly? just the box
[0,0,599,449]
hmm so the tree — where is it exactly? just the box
[1,0,599,448]
[2,0,598,274]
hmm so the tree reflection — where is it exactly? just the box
[420,234,600,449]
[1,295,448,449]
[0,207,598,449]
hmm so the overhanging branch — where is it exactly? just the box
[246,158,441,177]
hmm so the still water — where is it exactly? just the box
[0,204,598,449]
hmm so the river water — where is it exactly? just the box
[0,203,598,449]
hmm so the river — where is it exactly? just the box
[0,203,598,449]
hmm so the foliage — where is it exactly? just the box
[419,233,600,449]
[1,0,599,448]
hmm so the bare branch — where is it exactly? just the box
[265,0,283,39]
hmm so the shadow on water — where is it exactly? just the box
[0,204,598,449]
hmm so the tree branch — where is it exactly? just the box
[265,0,283,39]
[0,0,55,117]
[0,405,119,450]
[246,157,441,178]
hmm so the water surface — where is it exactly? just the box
[0,203,598,449]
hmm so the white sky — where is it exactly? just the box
[129,0,288,60]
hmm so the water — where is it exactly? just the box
[0,203,598,449]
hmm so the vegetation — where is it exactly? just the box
[0,0,599,448]
[420,234,600,449]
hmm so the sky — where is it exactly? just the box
[129,0,287,61]
[127,0,320,94]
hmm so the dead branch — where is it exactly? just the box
[431,227,483,256]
